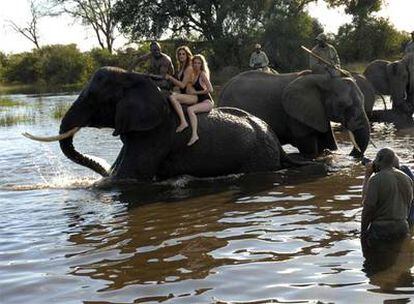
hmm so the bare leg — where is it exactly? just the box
[187,100,214,146]
[169,94,198,132]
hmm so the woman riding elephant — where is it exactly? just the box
[219,71,371,158]
[23,67,307,182]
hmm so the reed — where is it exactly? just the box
[0,112,36,126]
[0,97,23,107]
[52,103,71,119]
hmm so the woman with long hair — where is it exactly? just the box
[168,53,214,145]
[166,46,193,94]
[166,46,195,133]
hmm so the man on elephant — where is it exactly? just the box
[128,41,175,90]
[249,44,270,73]
[361,148,413,245]
[309,33,341,75]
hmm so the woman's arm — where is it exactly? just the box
[193,71,213,95]
[166,67,193,89]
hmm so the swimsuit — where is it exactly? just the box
[193,74,211,103]
[178,71,186,94]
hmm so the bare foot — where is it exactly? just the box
[176,123,188,133]
[187,135,199,146]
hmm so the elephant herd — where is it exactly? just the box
[24,58,414,184]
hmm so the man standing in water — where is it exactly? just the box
[361,148,413,244]
[129,41,174,90]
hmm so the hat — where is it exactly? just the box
[315,33,327,42]
[255,43,261,49]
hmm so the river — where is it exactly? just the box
[0,93,413,303]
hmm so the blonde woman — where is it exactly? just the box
[168,54,214,145]
[166,46,193,94]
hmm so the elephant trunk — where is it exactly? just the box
[59,96,110,177]
[348,122,370,158]
[59,135,109,177]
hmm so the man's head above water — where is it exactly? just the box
[374,147,400,171]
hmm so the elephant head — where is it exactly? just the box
[282,74,370,157]
[386,59,410,109]
[25,67,169,177]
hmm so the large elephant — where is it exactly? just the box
[219,71,370,158]
[363,55,414,114]
[24,67,301,182]
[351,72,377,115]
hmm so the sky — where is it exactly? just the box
[0,0,413,54]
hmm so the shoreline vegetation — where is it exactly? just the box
[0,95,71,126]
[0,60,371,96]
[0,60,369,127]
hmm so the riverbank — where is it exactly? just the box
[0,83,83,95]
[0,62,370,97]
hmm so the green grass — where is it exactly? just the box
[0,112,36,126]
[0,97,23,107]
[0,83,83,95]
[51,103,71,119]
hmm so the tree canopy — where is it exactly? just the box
[46,0,118,53]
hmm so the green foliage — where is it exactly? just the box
[0,97,23,107]
[51,102,71,119]
[0,112,36,126]
[114,0,316,69]
[37,44,88,84]
[3,52,42,84]
[2,44,90,86]
[325,0,383,23]
[336,17,408,62]
[263,12,323,71]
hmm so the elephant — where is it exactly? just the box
[24,67,306,182]
[351,72,377,115]
[363,55,414,115]
[219,71,371,158]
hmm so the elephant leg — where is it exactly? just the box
[317,129,337,154]
[114,133,169,180]
[295,135,319,159]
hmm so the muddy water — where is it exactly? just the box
[0,94,413,303]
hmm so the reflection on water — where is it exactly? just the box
[0,93,414,303]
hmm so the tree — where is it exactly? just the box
[325,0,384,23]
[47,0,118,53]
[113,0,316,68]
[336,17,408,62]
[8,0,42,49]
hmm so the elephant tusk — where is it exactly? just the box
[348,131,361,152]
[22,127,80,142]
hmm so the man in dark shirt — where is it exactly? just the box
[361,148,413,243]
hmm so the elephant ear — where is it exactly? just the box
[282,74,330,134]
[114,75,167,135]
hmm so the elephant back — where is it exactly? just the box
[363,60,391,95]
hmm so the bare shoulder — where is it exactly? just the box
[185,66,193,75]
[161,53,172,61]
